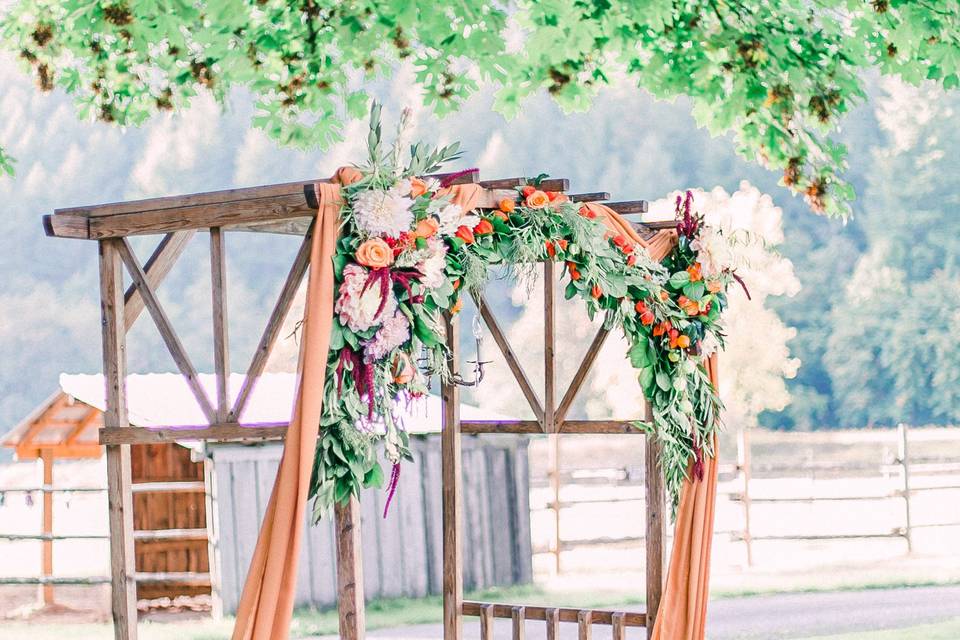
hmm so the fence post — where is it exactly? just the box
[898,423,913,553]
[737,427,754,567]
[40,448,54,605]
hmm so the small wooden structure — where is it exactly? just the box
[1,382,209,604]
[43,169,672,640]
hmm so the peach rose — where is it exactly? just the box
[391,352,416,385]
[355,238,394,269]
[525,190,550,208]
[410,177,428,198]
[414,217,439,238]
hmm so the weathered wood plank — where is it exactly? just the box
[123,231,196,330]
[578,609,593,640]
[645,402,665,640]
[512,606,526,640]
[460,421,542,434]
[202,457,223,619]
[461,602,646,627]
[99,238,138,640]
[556,326,610,425]
[42,212,89,238]
[612,612,627,640]
[544,261,556,433]
[209,228,230,422]
[441,312,463,640]
[471,293,544,427]
[460,420,646,434]
[480,604,495,640]
[604,200,649,214]
[335,497,366,640]
[99,423,288,445]
[117,239,217,423]
[567,192,611,203]
[546,607,560,640]
[40,449,54,604]
[229,224,313,421]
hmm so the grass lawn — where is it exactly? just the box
[797,618,960,640]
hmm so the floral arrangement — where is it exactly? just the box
[309,105,744,520]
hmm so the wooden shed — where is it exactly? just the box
[2,373,532,614]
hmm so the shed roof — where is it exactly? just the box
[2,373,514,460]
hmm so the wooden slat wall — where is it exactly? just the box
[130,443,208,599]
[209,434,532,613]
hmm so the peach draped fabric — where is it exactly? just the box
[231,169,354,640]
[589,201,720,640]
[232,173,483,640]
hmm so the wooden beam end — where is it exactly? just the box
[304,184,319,210]
[43,213,90,239]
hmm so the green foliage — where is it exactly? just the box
[2,1,959,216]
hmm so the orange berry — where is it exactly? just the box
[591,284,603,299]
[677,335,691,349]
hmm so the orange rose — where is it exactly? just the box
[355,238,394,269]
[677,295,700,316]
[687,262,703,282]
[391,352,416,385]
[676,335,691,349]
[455,225,475,244]
[474,219,494,235]
[499,198,516,213]
[707,279,723,293]
[521,185,536,197]
[414,217,439,238]
[525,190,550,209]
[552,193,569,204]
[410,177,428,198]
[492,210,509,221]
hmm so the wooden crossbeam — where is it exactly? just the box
[124,231,196,330]
[229,222,314,421]
[555,326,610,425]
[471,293,545,428]
[461,602,646,628]
[461,420,645,435]
[64,406,102,445]
[117,239,217,424]
[99,423,288,445]
[568,192,611,202]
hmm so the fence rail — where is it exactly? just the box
[535,423,960,570]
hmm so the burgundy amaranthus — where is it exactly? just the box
[675,190,699,240]
[383,462,401,518]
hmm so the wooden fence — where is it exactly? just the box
[537,423,960,569]
[208,433,532,613]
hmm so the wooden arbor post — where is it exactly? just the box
[448,257,666,640]
[40,448,54,605]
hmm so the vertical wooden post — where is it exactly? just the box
[335,496,365,640]
[543,261,555,433]
[898,423,913,553]
[99,238,138,640]
[40,448,54,605]
[644,403,664,640]
[737,426,754,566]
[441,312,463,640]
[203,455,223,620]
[209,227,230,423]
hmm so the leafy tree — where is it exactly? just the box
[2,0,959,216]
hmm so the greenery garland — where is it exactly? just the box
[309,105,740,520]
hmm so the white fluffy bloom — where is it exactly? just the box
[432,202,480,236]
[690,226,735,277]
[390,179,412,198]
[353,189,414,237]
[363,312,410,362]
[418,237,448,288]
[335,264,397,332]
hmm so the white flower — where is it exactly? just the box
[363,312,410,362]
[390,179,412,198]
[690,226,735,277]
[418,237,448,288]
[431,202,480,236]
[353,188,414,238]
[336,264,398,332]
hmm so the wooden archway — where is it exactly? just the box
[43,170,671,640]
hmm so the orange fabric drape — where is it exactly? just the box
[650,354,720,640]
[231,168,357,640]
[232,174,482,640]
[587,202,720,640]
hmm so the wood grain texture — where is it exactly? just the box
[123,231,195,330]
[335,497,366,640]
[40,449,54,604]
[612,612,627,640]
[567,192,611,202]
[644,402,665,640]
[229,223,313,421]
[99,238,138,640]
[555,326,610,424]
[117,239,216,424]
[545,607,560,640]
[578,609,592,640]
[209,228,230,422]
[472,293,544,427]
[99,423,288,445]
[543,261,556,433]
[512,606,526,640]
[480,604,495,640]
[43,212,89,238]
[462,602,646,627]
[441,312,463,640]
